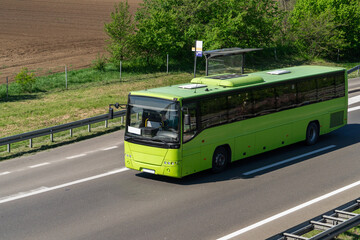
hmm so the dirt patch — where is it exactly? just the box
[0,0,141,83]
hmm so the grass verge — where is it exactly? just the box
[0,71,192,159]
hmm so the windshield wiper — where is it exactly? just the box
[152,138,170,147]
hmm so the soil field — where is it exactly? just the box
[0,0,141,84]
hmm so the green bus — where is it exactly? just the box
[124,66,347,178]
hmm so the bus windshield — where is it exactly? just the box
[126,96,180,144]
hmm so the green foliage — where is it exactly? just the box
[92,54,107,72]
[15,67,36,93]
[104,0,360,65]
[289,0,360,59]
[104,1,135,63]
[202,0,282,50]
[105,0,283,67]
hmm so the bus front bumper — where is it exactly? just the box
[125,157,182,178]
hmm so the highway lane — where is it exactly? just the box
[0,78,360,240]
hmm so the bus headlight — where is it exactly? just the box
[164,161,179,165]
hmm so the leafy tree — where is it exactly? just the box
[133,0,192,61]
[202,0,282,50]
[289,0,360,59]
[133,0,282,60]
[104,1,134,63]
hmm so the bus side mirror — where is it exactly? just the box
[184,114,191,125]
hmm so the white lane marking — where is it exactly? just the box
[348,95,360,105]
[66,154,86,159]
[217,179,360,240]
[0,172,11,176]
[102,146,118,151]
[0,168,129,205]
[348,106,360,112]
[0,187,49,203]
[29,162,50,168]
[243,145,336,176]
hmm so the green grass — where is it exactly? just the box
[0,70,192,159]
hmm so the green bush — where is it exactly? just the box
[15,67,36,93]
[92,54,107,72]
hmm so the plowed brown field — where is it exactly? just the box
[0,0,141,83]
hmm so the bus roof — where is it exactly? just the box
[130,65,345,101]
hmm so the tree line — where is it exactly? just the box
[104,0,360,67]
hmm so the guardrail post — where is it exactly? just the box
[7,144,10,153]
[50,131,54,142]
[105,120,108,128]
[29,139,33,148]
[121,116,124,125]
[88,124,91,132]
[70,129,73,137]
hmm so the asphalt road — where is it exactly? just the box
[1,78,360,240]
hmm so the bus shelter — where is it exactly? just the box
[203,48,262,76]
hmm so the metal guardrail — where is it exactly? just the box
[0,110,126,152]
[272,198,360,240]
[348,65,360,75]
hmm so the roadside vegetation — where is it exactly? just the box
[0,69,191,158]
[103,0,360,68]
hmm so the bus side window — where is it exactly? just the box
[317,76,335,101]
[297,79,317,106]
[276,83,297,110]
[200,96,227,129]
[183,102,197,143]
[335,74,345,97]
[253,87,276,116]
[228,92,253,121]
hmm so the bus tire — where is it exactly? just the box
[212,147,229,173]
[305,122,319,145]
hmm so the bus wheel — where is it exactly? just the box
[305,122,319,145]
[212,147,228,173]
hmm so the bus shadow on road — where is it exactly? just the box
[136,124,360,185]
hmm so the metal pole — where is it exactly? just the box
[50,132,54,142]
[6,76,9,99]
[88,124,91,132]
[274,48,278,61]
[70,129,73,137]
[194,50,197,78]
[120,61,122,81]
[105,120,108,128]
[242,53,245,74]
[29,139,33,148]
[167,54,169,74]
[205,57,208,76]
[65,65,68,89]
[7,144,10,153]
